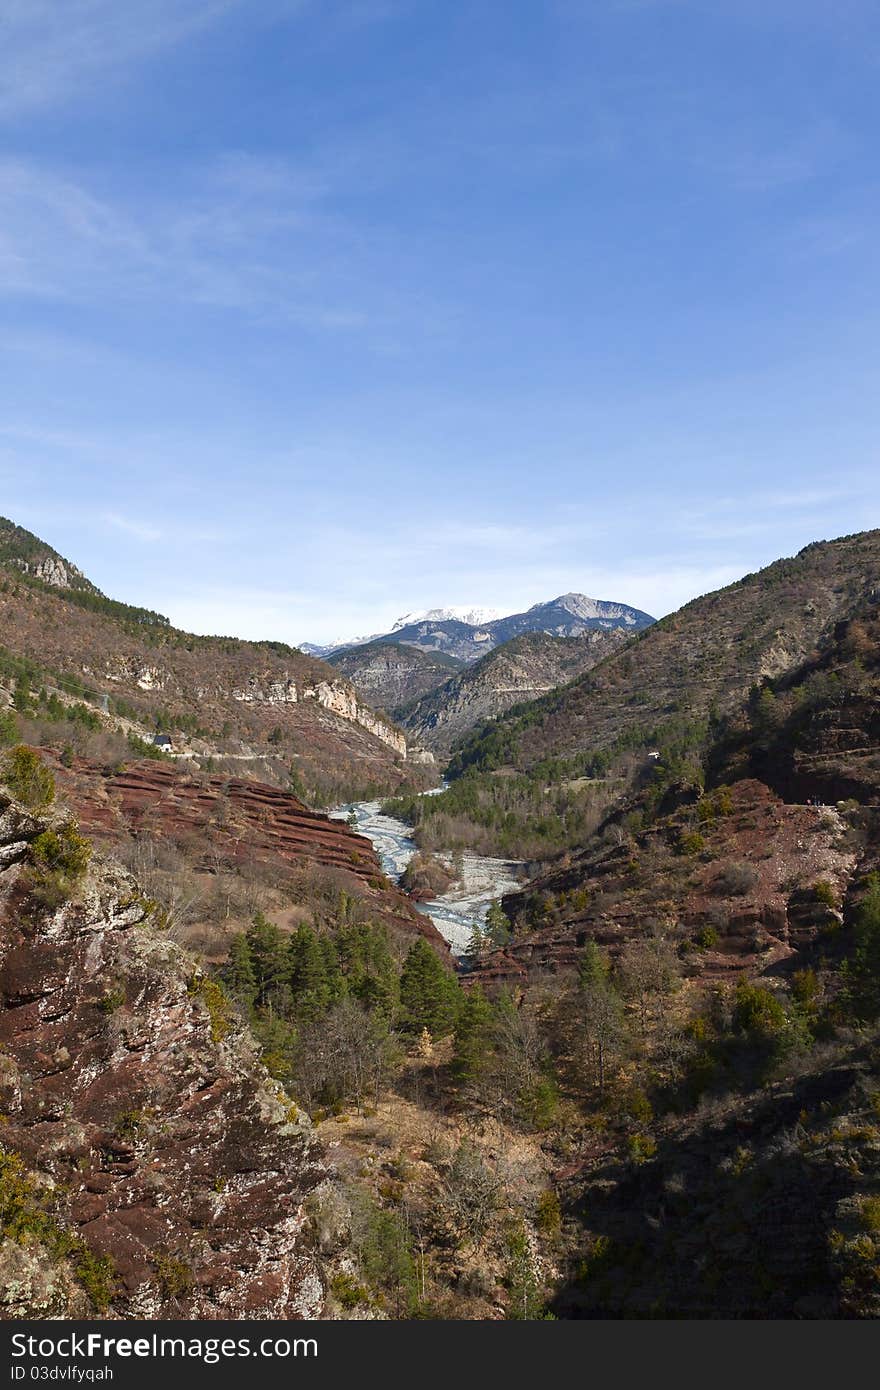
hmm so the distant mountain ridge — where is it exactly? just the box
[397,628,630,753]
[304,592,655,664]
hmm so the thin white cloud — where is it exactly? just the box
[101,511,163,543]
[0,1,408,121]
[0,152,393,331]
[0,1,244,119]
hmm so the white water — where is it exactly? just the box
[330,798,524,955]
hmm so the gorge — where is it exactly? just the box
[331,795,524,954]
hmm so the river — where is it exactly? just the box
[329,798,524,955]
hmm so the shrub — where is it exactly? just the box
[330,1271,370,1309]
[678,830,706,856]
[74,1248,116,1313]
[813,879,838,908]
[694,924,719,949]
[97,985,126,1015]
[791,968,821,1012]
[535,1189,562,1239]
[27,822,91,908]
[187,975,231,1043]
[732,980,787,1036]
[30,823,90,878]
[628,1133,658,1164]
[152,1251,193,1300]
[0,1148,115,1311]
[713,861,758,896]
[2,745,55,807]
[859,1197,880,1234]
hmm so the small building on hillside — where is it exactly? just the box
[152,733,173,751]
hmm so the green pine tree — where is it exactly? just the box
[850,873,880,1018]
[337,922,398,1020]
[485,900,512,947]
[399,938,460,1039]
[452,984,496,1084]
[320,934,346,1006]
[466,921,486,962]
[288,924,329,1018]
[578,939,610,991]
[224,933,257,1012]
[246,912,290,1012]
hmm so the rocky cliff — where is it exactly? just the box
[328,641,464,717]
[228,673,407,757]
[0,787,354,1319]
[0,516,95,595]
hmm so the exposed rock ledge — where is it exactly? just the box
[10,555,84,590]
[230,675,408,757]
[0,788,352,1320]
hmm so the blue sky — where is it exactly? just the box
[2,0,879,644]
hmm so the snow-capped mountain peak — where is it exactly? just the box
[392,605,505,630]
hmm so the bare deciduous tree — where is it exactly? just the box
[440,1140,500,1249]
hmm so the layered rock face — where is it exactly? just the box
[229,674,407,757]
[0,789,346,1319]
[47,754,449,955]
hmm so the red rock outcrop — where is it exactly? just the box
[476,780,858,988]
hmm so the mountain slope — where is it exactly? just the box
[450,531,880,780]
[0,515,98,594]
[46,750,447,960]
[392,605,504,630]
[465,588,880,1319]
[399,629,629,754]
[475,584,880,985]
[487,593,653,646]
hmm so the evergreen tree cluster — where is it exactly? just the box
[218,910,560,1128]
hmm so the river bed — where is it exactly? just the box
[330,799,524,955]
